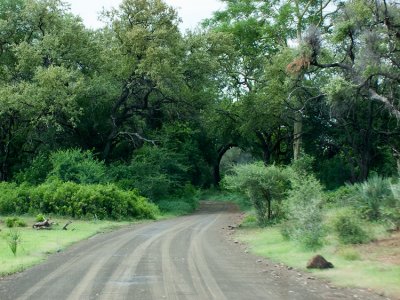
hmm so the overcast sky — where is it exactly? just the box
[66,0,224,31]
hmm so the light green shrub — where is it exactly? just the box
[331,208,370,244]
[5,217,27,228]
[6,229,21,256]
[0,180,158,220]
[284,174,325,250]
[223,162,291,226]
[354,175,392,221]
[35,214,46,222]
[382,181,400,228]
[240,214,258,227]
[324,185,354,205]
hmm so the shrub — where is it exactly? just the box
[14,153,52,185]
[240,214,258,227]
[108,146,191,200]
[382,181,400,229]
[291,153,315,176]
[0,182,19,214]
[324,185,354,205]
[6,229,21,256]
[156,185,200,215]
[354,175,393,221]
[0,180,159,220]
[35,214,46,222]
[331,208,370,244]
[223,162,291,226]
[284,174,325,250]
[49,149,107,184]
[5,217,26,228]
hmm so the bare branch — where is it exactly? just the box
[117,131,157,146]
[368,88,400,119]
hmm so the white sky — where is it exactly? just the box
[65,0,224,31]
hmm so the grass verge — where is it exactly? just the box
[0,216,133,276]
[236,225,400,299]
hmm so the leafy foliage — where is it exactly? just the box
[5,217,27,228]
[0,181,158,220]
[6,229,21,256]
[0,0,400,227]
[284,174,325,250]
[48,149,107,184]
[223,162,291,226]
[331,208,370,245]
[351,176,393,221]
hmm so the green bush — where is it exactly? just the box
[6,229,21,256]
[351,175,393,221]
[14,153,52,185]
[223,162,291,226]
[240,214,258,227]
[109,146,191,200]
[284,174,325,250]
[35,214,46,222]
[0,183,33,215]
[0,180,159,220]
[324,185,354,205]
[5,217,27,228]
[331,208,370,244]
[49,149,107,184]
[291,153,315,176]
[382,181,400,229]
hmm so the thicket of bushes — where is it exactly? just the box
[4,147,201,219]
[0,181,158,220]
[224,156,400,250]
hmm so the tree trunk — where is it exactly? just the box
[293,111,303,161]
[213,143,238,186]
[256,131,271,165]
[397,159,400,176]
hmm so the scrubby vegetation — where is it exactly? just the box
[224,157,399,251]
[0,180,158,220]
[223,163,291,226]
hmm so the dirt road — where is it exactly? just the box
[0,202,387,300]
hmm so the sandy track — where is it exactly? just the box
[0,202,388,300]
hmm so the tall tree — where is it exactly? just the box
[0,0,95,180]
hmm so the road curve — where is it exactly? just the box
[0,202,387,300]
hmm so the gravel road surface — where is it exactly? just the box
[0,202,388,300]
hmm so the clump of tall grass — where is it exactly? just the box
[6,229,21,256]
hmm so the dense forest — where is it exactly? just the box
[0,0,399,224]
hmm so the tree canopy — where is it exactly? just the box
[0,0,399,192]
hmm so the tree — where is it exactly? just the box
[300,0,400,180]
[224,162,291,225]
[0,0,95,180]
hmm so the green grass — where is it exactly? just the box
[0,216,133,276]
[237,226,400,298]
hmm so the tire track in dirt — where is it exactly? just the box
[98,217,196,299]
[0,202,389,300]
